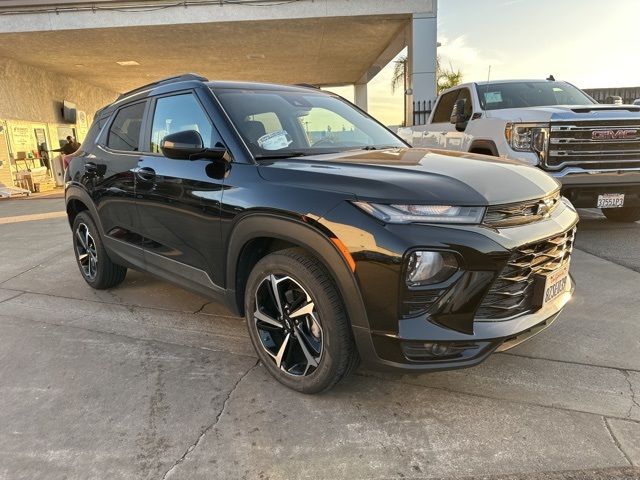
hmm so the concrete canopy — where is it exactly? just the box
[0,15,409,94]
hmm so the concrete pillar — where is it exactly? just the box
[354,83,368,111]
[407,13,437,126]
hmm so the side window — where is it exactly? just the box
[431,90,459,123]
[107,102,145,151]
[151,93,219,153]
[245,112,282,135]
[456,88,473,120]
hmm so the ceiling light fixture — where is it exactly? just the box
[246,53,265,60]
[116,60,140,66]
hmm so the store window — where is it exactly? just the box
[150,94,220,153]
[107,102,145,151]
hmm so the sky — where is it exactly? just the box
[328,0,640,126]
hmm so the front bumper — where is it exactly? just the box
[324,198,579,374]
[354,275,573,373]
[549,167,640,207]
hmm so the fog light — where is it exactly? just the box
[406,251,458,286]
[423,342,451,357]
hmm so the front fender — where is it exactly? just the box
[225,213,371,335]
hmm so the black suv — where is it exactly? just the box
[65,74,578,393]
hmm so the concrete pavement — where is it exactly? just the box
[0,199,639,479]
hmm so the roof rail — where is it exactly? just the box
[117,73,208,100]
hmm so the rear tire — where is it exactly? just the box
[72,211,127,289]
[601,207,640,223]
[244,248,358,393]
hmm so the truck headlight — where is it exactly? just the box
[505,123,549,156]
[353,202,485,224]
[406,251,458,286]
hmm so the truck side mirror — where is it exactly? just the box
[450,99,469,132]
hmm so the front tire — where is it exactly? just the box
[72,211,127,289]
[602,207,640,223]
[244,248,358,393]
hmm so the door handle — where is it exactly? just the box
[84,162,98,174]
[136,166,156,182]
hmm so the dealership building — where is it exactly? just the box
[0,0,437,192]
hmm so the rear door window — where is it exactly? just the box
[107,102,145,151]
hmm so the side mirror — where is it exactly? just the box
[160,130,228,161]
[450,99,469,132]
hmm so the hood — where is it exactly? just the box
[257,148,560,206]
[488,104,640,123]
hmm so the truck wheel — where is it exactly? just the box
[72,211,127,289]
[601,207,640,223]
[244,248,358,393]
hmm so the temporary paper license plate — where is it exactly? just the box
[535,263,570,307]
[597,193,625,208]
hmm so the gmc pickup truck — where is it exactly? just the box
[399,79,640,222]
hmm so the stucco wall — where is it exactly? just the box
[0,56,117,125]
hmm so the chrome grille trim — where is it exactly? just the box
[546,121,640,170]
[483,191,561,228]
[475,227,576,321]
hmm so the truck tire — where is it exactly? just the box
[244,247,358,393]
[602,207,640,223]
[72,211,127,289]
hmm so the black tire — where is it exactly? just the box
[72,211,127,289]
[244,248,358,393]
[601,207,640,223]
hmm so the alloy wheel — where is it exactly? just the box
[254,274,323,376]
[75,222,98,279]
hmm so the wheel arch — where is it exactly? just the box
[226,214,370,333]
[469,139,499,156]
[65,186,103,232]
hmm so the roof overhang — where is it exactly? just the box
[0,0,434,93]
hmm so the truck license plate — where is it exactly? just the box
[535,263,570,307]
[597,193,625,208]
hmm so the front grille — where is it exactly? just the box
[546,120,640,170]
[484,191,561,227]
[475,227,576,321]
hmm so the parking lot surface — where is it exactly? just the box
[0,197,639,480]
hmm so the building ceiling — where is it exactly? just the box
[0,15,408,93]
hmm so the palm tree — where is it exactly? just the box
[391,55,463,94]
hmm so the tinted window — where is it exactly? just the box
[476,81,595,110]
[431,90,459,123]
[151,93,219,153]
[107,102,145,151]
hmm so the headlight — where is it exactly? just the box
[406,251,458,286]
[505,123,549,155]
[353,202,485,224]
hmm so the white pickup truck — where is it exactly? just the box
[399,79,640,222]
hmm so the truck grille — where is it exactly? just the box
[546,120,640,170]
[475,227,575,321]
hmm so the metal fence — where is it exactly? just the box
[412,100,432,126]
[583,87,640,105]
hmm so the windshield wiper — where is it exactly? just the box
[254,152,312,160]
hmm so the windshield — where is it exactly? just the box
[212,87,405,159]
[475,81,596,111]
